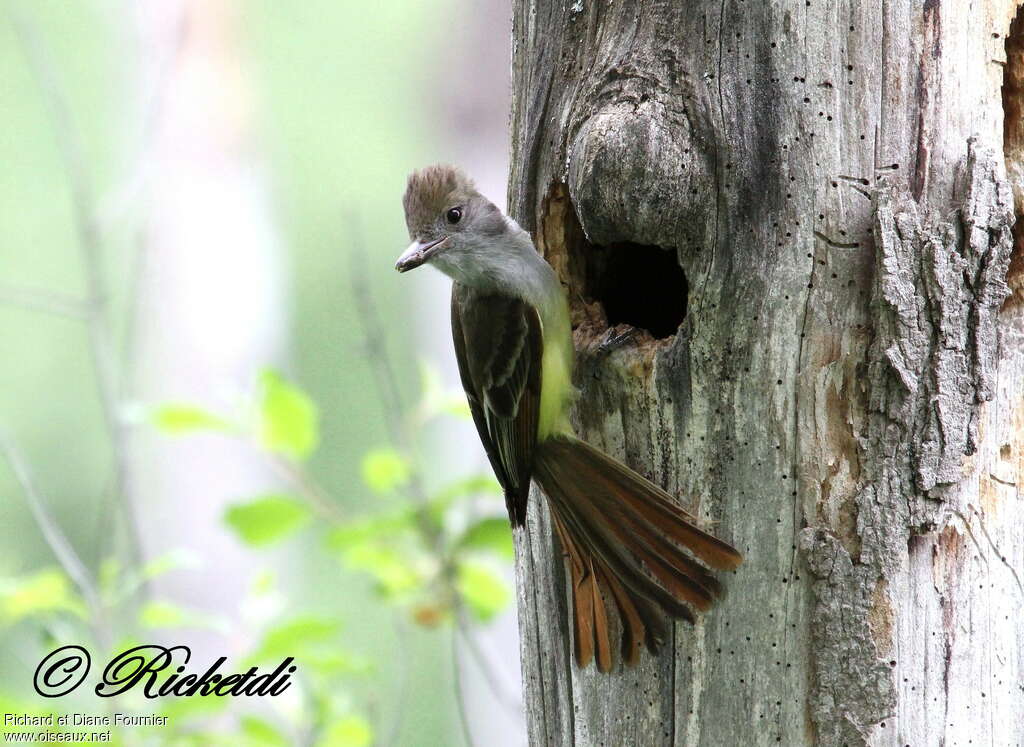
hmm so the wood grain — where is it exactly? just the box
[508,1,1024,744]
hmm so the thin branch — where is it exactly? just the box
[0,431,109,645]
[345,212,520,737]
[96,5,182,234]
[266,453,346,523]
[10,8,144,572]
[379,613,412,747]
[346,219,442,550]
[101,14,181,574]
[455,605,524,715]
[346,227,412,453]
[9,11,101,288]
[451,627,477,747]
[0,283,93,320]
[116,228,150,402]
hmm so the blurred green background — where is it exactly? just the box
[0,0,519,744]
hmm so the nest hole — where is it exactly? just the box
[1003,8,1024,309]
[542,184,688,340]
[582,241,688,339]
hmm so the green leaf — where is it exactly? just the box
[325,510,416,550]
[304,651,371,677]
[105,549,202,605]
[241,716,289,746]
[151,404,232,434]
[418,361,444,407]
[252,570,276,595]
[157,691,231,724]
[0,568,85,622]
[320,715,373,747]
[456,561,509,622]
[139,548,202,580]
[455,517,514,559]
[426,474,502,525]
[439,395,472,419]
[224,494,310,547]
[256,370,319,460]
[416,361,471,421]
[98,556,121,596]
[138,600,222,631]
[360,448,410,493]
[342,543,420,597]
[429,474,502,513]
[251,616,341,662]
[0,695,51,728]
[139,601,188,628]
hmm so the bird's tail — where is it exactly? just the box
[532,434,742,672]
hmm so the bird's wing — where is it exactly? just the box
[451,283,542,527]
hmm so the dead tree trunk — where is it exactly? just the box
[508,2,1024,745]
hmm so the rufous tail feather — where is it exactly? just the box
[533,435,742,671]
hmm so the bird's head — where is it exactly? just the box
[395,164,509,279]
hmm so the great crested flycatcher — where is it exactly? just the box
[396,165,742,672]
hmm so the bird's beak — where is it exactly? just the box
[395,236,449,273]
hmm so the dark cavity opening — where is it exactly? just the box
[542,184,688,341]
[582,242,688,339]
[1003,8,1024,309]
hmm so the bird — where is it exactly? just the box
[395,164,742,672]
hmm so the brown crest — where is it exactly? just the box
[403,164,477,236]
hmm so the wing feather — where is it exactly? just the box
[451,284,542,526]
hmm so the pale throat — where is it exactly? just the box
[440,230,575,439]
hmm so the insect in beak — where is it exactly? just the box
[394,236,449,272]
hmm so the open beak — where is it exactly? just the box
[395,236,449,273]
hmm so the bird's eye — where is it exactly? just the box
[446,207,463,224]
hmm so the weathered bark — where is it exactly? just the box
[508,2,1024,745]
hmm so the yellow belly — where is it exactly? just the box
[537,298,574,439]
